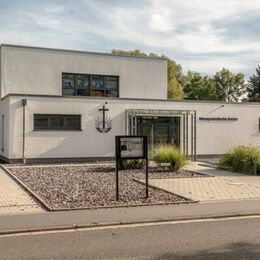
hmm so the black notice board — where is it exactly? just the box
[116,135,147,160]
[115,135,148,200]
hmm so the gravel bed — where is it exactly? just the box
[8,165,196,209]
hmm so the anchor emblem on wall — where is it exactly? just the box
[96,103,112,133]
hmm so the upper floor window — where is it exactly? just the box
[62,73,119,97]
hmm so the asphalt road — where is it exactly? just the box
[0,216,259,259]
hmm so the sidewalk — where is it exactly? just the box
[0,199,259,235]
[146,162,260,202]
[0,168,43,215]
[0,162,259,235]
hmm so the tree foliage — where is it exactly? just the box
[213,68,246,102]
[183,68,245,102]
[111,49,184,100]
[247,65,260,102]
[111,49,248,102]
[183,71,216,100]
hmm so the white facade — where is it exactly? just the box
[0,45,167,100]
[0,44,260,162]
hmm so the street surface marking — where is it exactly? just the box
[0,215,259,238]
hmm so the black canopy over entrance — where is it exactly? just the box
[125,109,197,161]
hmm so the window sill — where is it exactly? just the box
[62,95,119,98]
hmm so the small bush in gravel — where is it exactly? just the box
[119,159,145,170]
[152,144,186,172]
[219,145,260,175]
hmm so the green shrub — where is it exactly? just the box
[119,159,145,170]
[219,145,260,175]
[152,144,186,171]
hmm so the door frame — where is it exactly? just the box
[126,109,197,161]
[136,116,181,149]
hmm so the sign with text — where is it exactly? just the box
[199,117,238,121]
[116,136,147,159]
[115,135,148,200]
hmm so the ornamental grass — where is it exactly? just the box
[152,144,186,172]
[219,145,260,175]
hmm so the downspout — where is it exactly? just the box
[22,99,27,164]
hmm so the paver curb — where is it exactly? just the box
[133,178,198,202]
[0,212,259,236]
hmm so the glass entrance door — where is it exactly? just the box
[154,125,169,145]
[137,116,180,150]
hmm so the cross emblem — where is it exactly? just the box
[96,104,112,133]
[99,105,109,129]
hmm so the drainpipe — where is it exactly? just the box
[22,99,27,164]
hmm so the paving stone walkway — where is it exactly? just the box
[147,163,260,202]
[0,167,44,215]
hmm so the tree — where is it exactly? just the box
[183,71,217,100]
[111,49,147,57]
[111,49,184,100]
[168,77,183,100]
[214,68,246,102]
[247,65,260,102]
[166,58,184,100]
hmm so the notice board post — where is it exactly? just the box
[115,135,148,201]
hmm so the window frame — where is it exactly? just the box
[62,73,76,96]
[62,72,119,98]
[34,114,82,131]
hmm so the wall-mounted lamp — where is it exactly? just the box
[22,99,27,107]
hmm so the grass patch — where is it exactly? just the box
[119,159,145,170]
[219,145,260,175]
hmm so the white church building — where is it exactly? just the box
[0,44,259,163]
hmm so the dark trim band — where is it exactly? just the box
[2,93,260,106]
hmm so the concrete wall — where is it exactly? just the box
[1,45,167,100]
[0,98,10,159]
[0,46,2,98]
[7,95,260,160]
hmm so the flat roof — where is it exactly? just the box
[0,43,167,61]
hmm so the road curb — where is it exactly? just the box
[0,212,259,236]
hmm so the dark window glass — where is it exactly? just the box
[105,76,118,97]
[65,116,81,129]
[62,74,75,95]
[76,75,90,96]
[62,73,119,98]
[50,116,63,129]
[91,75,105,97]
[34,115,49,129]
[92,75,104,89]
[34,114,81,130]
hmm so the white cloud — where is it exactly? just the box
[0,0,259,77]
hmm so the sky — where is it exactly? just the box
[0,0,259,78]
